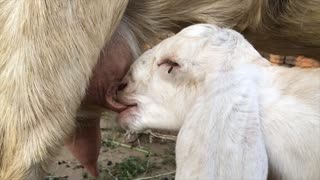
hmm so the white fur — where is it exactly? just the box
[117,24,320,180]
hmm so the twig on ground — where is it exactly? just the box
[133,171,176,180]
[45,175,69,180]
[145,130,177,141]
[102,139,151,155]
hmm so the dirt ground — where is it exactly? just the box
[47,111,177,180]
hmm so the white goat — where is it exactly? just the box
[116,24,320,180]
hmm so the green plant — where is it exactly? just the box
[112,156,151,180]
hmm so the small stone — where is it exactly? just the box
[57,161,66,165]
[73,165,84,169]
[82,172,88,179]
[107,160,113,166]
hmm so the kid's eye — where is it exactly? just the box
[158,59,180,74]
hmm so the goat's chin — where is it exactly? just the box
[117,106,142,130]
